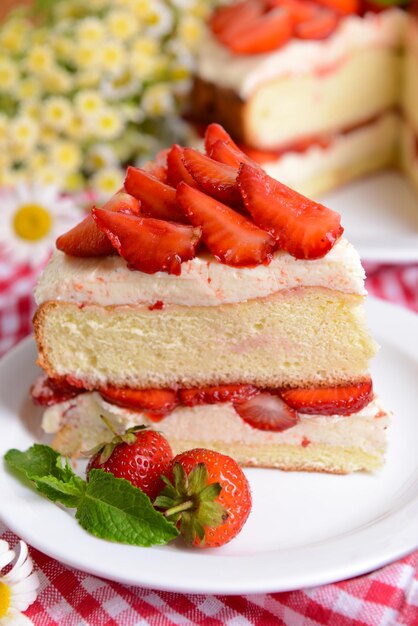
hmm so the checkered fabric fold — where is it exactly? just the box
[1,257,418,625]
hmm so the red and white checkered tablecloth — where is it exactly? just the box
[1,256,418,626]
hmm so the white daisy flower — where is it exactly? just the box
[0,57,19,92]
[141,83,175,117]
[0,539,40,625]
[0,182,81,267]
[86,144,119,173]
[101,71,142,101]
[106,10,137,41]
[95,108,124,140]
[92,167,124,199]
[43,96,73,132]
[26,44,54,75]
[99,41,127,75]
[74,90,105,119]
[76,17,106,43]
[145,0,174,38]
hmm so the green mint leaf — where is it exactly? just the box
[76,470,179,546]
[5,444,64,480]
[32,475,86,508]
[4,444,86,507]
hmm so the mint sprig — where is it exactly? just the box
[4,444,178,547]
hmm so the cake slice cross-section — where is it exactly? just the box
[32,126,390,473]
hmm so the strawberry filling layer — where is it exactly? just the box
[32,376,374,433]
[238,111,392,162]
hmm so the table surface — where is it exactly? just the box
[1,257,417,626]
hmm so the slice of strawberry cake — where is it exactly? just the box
[32,125,389,474]
[190,0,407,196]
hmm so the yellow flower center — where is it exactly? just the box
[0,582,11,618]
[13,203,52,241]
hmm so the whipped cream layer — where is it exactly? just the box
[196,9,405,98]
[42,392,389,457]
[35,238,365,308]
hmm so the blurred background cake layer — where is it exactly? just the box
[191,4,418,196]
[402,11,418,193]
[193,9,404,148]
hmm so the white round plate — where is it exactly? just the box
[321,170,418,262]
[0,297,417,595]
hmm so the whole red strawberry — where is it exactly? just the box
[86,425,173,501]
[155,448,252,548]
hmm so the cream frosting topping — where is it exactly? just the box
[34,238,366,308]
[195,9,406,98]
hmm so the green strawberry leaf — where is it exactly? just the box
[76,470,179,546]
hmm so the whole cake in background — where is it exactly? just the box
[31,123,390,474]
[191,0,418,197]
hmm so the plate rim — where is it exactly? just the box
[0,297,417,595]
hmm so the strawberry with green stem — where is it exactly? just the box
[155,448,252,547]
[86,419,173,501]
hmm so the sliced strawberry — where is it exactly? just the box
[166,144,199,188]
[316,0,359,15]
[209,2,243,35]
[142,161,167,183]
[100,386,178,417]
[179,384,258,407]
[295,6,339,40]
[204,123,241,156]
[31,374,83,407]
[225,7,293,55]
[240,145,282,165]
[101,190,141,215]
[182,147,241,206]
[176,182,275,267]
[241,135,332,163]
[238,164,343,259]
[56,190,140,257]
[234,392,299,431]
[92,208,201,275]
[359,0,386,15]
[210,140,258,169]
[279,379,373,416]
[215,1,264,46]
[124,166,186,222]
[265,0,318,22]
[142,148,169,183]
